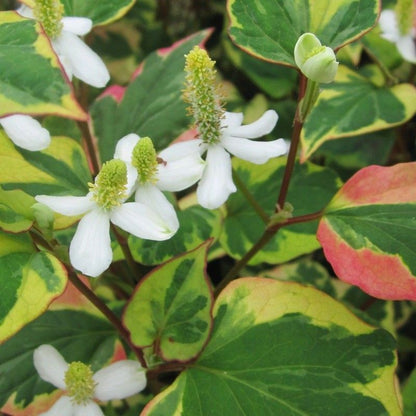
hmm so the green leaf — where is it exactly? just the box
[0,133,91,230]
[403,367,416,416]
[0,309,119,413]
[90,30,212,163]
[21,0,136,26]
[143,278,401,416]
[220,157,341,264]
[128,205,222,266]
[317,130,395,176]
[0,12,86,120]
[317,162,416,300]
[123,241,213,362]
[266,259,397,334]
[0,131,90,203]
[227,0,379,67]
[0,231,67,343]
[222,32,297,100]
[301,65,416,161]
[0,188,34,233]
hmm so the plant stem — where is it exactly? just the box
[270,210,323,231]
[215,75,312,295]
[111,224,140,283]
[77,120,100,177]
[233,170,269,224]
[67,269,147,368]
[276,75,307,210]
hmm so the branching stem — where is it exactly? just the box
[67,269,147,368]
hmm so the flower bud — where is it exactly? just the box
[294,33,338,84]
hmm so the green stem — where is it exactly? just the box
[298,79,320,123]
[111,224,140,284]
[233,170,269,224]
[67,269,147,368]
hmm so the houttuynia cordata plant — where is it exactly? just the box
[1,0,416,415]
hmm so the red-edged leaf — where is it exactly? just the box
[317,162,416,300]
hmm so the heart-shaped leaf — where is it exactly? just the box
[0,231,67,343]
[227,0,380,67]
[143,278,401,415]
[301,65,416,161]
[20,0,135,25]
[317,162,416,300]
[0,11,85,120]
[123,241,213,362]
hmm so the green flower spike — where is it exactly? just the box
[183,45,224,145]
[89,159,127,211]
[294,33,338,84]
[34,0,64,38]
[65,361,96,405]
[132,137,159,184]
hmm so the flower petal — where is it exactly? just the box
[396,35,416,63]
[158,138,204,159]
[111,202,176,241]
[61,17,92,36]
[196,145,236,209]
[224,110,278,139]
[35,194,95,216]
[223,111,244,128]
[16,5,35,19]
[39,396,73,416]
[33,345,68,390]
[125,163,138,197]
[52,31,110,88]
[114,133,141,162]
[157,141,205,191]
[0,115,50,151]
[69,208,112,277]
[134,184,179,232]
[222,136,288,164]
[73,401,104,416]
[93,360,147,401]
[379,10,400,42]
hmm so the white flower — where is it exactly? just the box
[18,5,110,88]
[379,9,416,63]
[34,344,146,416]
[179,110,287,209]
[36,159,177,277]
[114,133,205,230]
[0,114,50,151]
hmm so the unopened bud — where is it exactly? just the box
[294,33,338,84]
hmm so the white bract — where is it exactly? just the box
[18,4,110,88]
[0,114,50,151]
[294,33,339,83]
[114,133,205,230]
[34,344,146,416]
[379,9,416,63]
[181,110,288,209]
[36,159,177,277]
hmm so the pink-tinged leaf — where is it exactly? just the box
[330,162,416,208]
[318,219,416,300]
[318,162,416,300]
[98,85,126,103]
